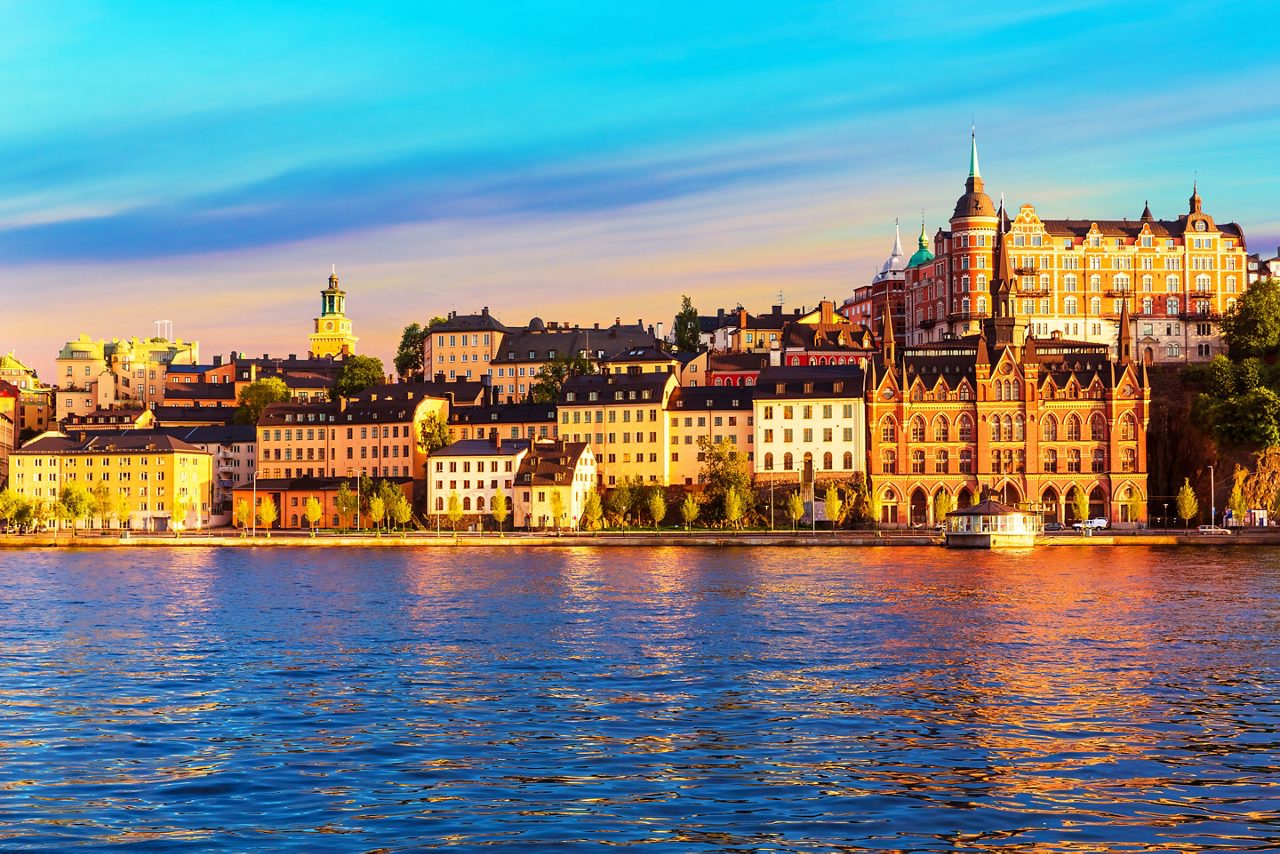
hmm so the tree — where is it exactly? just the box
[172,494,192,535]
[234,377,291,425]
[418,413,450,454]
[1176,478,1199,529]
[90,482,112,528]
[680,493,700,530]
[0,488,21,529]
[672,295,701,353]
[723,486,744,530]
[332,355,385,401]
[390,492,413,531]
[335,482,357,529]
[932,491,955,526]
[1071,486,1090,525]
[582,489,603,531]
[647,490,667,530]
[1222,277,1280,359]
[446,491,462,531]
[111,493,131,530]
[604,482,633,528]
[394,317,447,381]
[368,495,387,532]
[492,490,510,534]
[1125,491,1145,526]
[825,485,844,532]
[529,353,595,404]
[257,496,278,535]
[698,438,753,524]
[1227,474,1248,526]
[58,481,92,536]
[549,490,566,531]
[304,496,323,530]
[233,498,253,534]
[865,487,883,528]
[786,491,804,531]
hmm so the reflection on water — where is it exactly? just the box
[0,546,1276,850]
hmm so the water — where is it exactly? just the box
[0,546,1276,851]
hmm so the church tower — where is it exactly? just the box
[308,269,359,359]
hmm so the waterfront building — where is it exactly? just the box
[61,408,155,432]
[903,135,1249,364]
[780,299,876,368]
[167,425,257,517]
[308,270,358,359]
[254,385,449,492]
[705,351,768,387]
[9,431,213,531]
[752,365,867,483]
[557,370,679,486]
[494,318,657,404]
[868,222,1150,527]
[1248,245,1280,283]
[231,475,413,530]
[54,332,198,419]
[425,437,529,521]
[0,352,54,435]
[447,403,557,442]
[666,386,756,486]
[513,439,596,529]
[0,383,14,486]
[841,223,909,341]
[424,308,511,382]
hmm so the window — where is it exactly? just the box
[1090,414,1106,441]
[1091,449,1106,473]
[880,417,897,443]
[911,450,925,474]
[881,450,897,474]
[932,417,949,442]
[934,449,948,474]
[1066,415,1081,441]
[959,449,973,474]
[1122,447,1136,472]
[1043,449,1058,473]
[783,452,794,471]
[1120,413,1137,441]
[1042,415,1058,442]
[1067,448,1082,473]
[910,417,925,442]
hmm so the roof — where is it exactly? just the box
[15,431,207,455]
[667,386,756,410]
[515,440,591,487]
[449,403,557,425]
[60,409,151,425]
[163,382,237,401]
[150,405,237,426]
[429,438,531,457]
[1037,217,1246,241]
[754,365,866,400]
[603,345,676,363]
[707,352,768,372]
[560,371,673,403]
[948,499,1030,517]
[236,475,413,492]
[434,309,510,334]
[501,322,657,363]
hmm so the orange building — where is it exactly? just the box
[231,476,413,530]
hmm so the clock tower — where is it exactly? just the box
[308,269,359,359]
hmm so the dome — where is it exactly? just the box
[907,221,935,268]
[952,132,997,220]
[529,317,546,331]
[873,222,906,280]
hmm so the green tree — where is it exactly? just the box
[304,496,324,530]
[234,377,291,425]
[1227,475,1248,525]
[824,484,844,532]
[1222,277,1280,359]
[111,493,131,530]
[529,353,595,404]
[1126,491,1145,526]
[786,491,804,531]
[1176,478,1199,529]
[332,355,386,401]
[58,480,93,536]
[672,295,701,353]
[90,482,111,528]
[335,482,357,529]
[604,482,633,528]
[932,491,955,525]
[723,486,744,530]
[446,491,463,531]
[680,493,700,530]
[865,487,883,527]
[582,489,603,531]
[394,317,446,381]
[233,498,253,534]
[492,490,510,534]
[647,489,667,530]
[549,490,566,530]
[1071,485,1090,525]
[0,488,20,529]
[172,493,193,535]
[257,496,278,535]
[698,438,753,523]
[418,413,450,453]
[389,492,413,531]
[368,495,387,532]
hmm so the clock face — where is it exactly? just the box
[325,321,334,331]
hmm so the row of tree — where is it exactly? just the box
[0,483,197,536]
[231,478,416,535]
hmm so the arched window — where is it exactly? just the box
[1090,413,1107,441]
[1091,448,1106,473]
[1011,379,1020,400]
[477,495,486,512]
[290,514,299,527]
[783,452,794,471]
[957,414,974,442]
[959,449,974,473]
[823,451,833,470]
[911,450,926,474]
[990,417,1002,442]
[932,416,949,442]
[1043,448,1058,472]
[1120,413,1137,441]
[842,451,853,470]
[1066,415,1082,441]
[959,384,972,401]
[715,377,724,386]
[1014,414,1025,441]
[436,497,444,511]
[881,450,897,474]
[463,496,472,511]
[910,417,926,442]
[880,417,897,443]
[1002,414,1013,442]
[764,452,774,471]
[1122,448,1136,472]
[1042,414,1058,442]
[1068,448,1082,473]
[935,449,949,473]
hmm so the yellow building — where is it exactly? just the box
[424,308,510,381]
[54,333,198,419]
[666,386,755,486]
[0,352,54,435]
[308,270,359,358]
[558,371,678,486]
[513,439,597,530]
[9,432,213,531]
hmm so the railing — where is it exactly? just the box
[947,310,990,321]
[1013,266,1038,276]
[919,317,937,329]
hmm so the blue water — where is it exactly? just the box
[0,546,1276,851]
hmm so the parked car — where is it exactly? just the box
[1072,517,1109,530]
[1197,525,1232,535]
[1043,521,1064,532]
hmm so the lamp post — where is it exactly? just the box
[1208,464,1215,529]
[347,467,360,532]
[1162,502,1168,531]
[250,469,262,538]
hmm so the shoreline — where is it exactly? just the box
[2,531,1276,548]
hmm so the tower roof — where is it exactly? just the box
[952,131,996,220]
[907,219,935,268]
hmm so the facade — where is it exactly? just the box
[9,432,213,531]
[425,437,529,521]
[666,386,756,486]
[841,223,909,341]
[557,371,679,486]
[255,385,449,489]
[169,425,257,516]
[1247,245,1280,283]
[308,271,358,358]
[54,333,198,419]
[904,136,1248,364]
[0,383,14,486]
[447,403,557,442]
[494,319,658,404]
[424,308,510,381]
[705,351,768,387]
[780,299,875,368]
[61,408,155,432]
[513,439,596,530]
[869,224,1150,527]
[231,476,413,530]
[752,365,867,483]
[0,352,54,435]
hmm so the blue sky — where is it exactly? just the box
[2,1,1278,374]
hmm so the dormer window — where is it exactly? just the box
[641,390,650,400]
[548,350,557,359]
[565,392,575,402]
[588,391,598,401]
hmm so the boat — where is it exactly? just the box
[944,498,1040,549]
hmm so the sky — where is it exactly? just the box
[2,0,1278,378]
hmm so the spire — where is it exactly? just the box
[969,127,980,179]
[1189,180,1203,214]
[881,299,896,364]
[891,218,903,257]
[1118,298,1132,365]
[918,217,929,250]
[1141,200,1153,222]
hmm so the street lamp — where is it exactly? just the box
[1162,502,1168,531]
[250,469,262,538]
[1208,464,1216,529]
[347,467,360,532]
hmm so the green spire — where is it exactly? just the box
[917,219,929,249]
[969,129,980,179]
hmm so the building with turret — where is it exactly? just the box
[308,270,358,359]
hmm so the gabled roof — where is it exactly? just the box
[15,431,206,455]
[754,365,865,399]
[667,386,756,410]
[515,440,591,486]
[429,438,531,457]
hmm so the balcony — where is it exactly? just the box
[1013,266,1038,277]
[1106,288,1134,298]
[920,317,937,329]
[1018,286,1050,297]
[947,310,990,322]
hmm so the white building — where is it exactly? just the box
[752,366,867,483]
[426,437,528,522]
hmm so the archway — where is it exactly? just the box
[996,481,1023,507]
[1089,486,1107,521]
[1040,485,1061,524]
[956,486,974,509]
[909,488,929,527]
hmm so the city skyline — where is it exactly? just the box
[3,1,1279,377]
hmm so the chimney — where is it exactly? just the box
[482,306,489,317]
[615,316,621,327]
[594,322,600,330]
[213,355,222,367]
[738,308,748,329]
[769,348,781,367]
[655,321,664,341]
[492,433,502,450]
[288,354,296,360]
